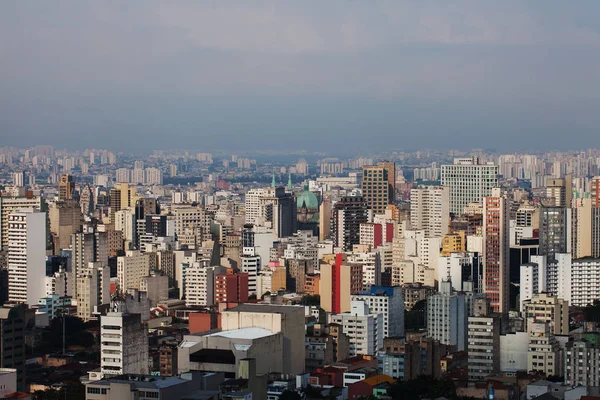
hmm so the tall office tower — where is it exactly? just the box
[320,254,363,314]
[12,171,24,187]
[468,297,500,381]
[362,161,395,214]
[591,176,600,207]
[330,196,370,251]
[109,183,136,224]
[79,184,94,216]
[100,299,149,376]
[58,174,74,201]
[8,210,46,305]
[261,187,297,238]
[319,198,332,241]
[0,196,45,250]
[539,206,571,263]
[76,263,110,321]
[351,286,404,339]
[572,198,593,258]
[482,189,510,313]
[427,281,467,351]
[215,272,249,304]
[49,200,83,254]
[544,176,572,207]
[0,304,28,389]
[441,157,499,216]
[410,186,449,238]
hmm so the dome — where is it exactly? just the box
[296,184,319,210]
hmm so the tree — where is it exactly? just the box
[300,294,320,306]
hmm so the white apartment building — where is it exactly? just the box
[184,263,226,307]
[330,301,383,356]
[565,333,600,387]
[351,286,404,339]
[441,157,498,216]
[519,256,547,312]
[241,248,261,295]
[427,281,467,351]
[7,210,46,305]
[0,196,44,250]
[570,257,600,307]
[76,262,110,321]
[100,300,149,376]
[117,251,150,292]
[410,186,449,238]
[244,188,268,225]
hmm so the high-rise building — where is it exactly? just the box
[184,264,226,307]
[565,332,600,387]
[330,196,370,251]
[410,186,449,238]
[441,157,498,216]
[522,292,569,336]
[427,281,467,351]
[0,196,45,250]
[483,189,510,313]
[76,263,110,321]
[467,297,500,381]
[240,247,261,296]
[58,174,74,201]
[362,162,395,214]
[330,301,383,356]
[117,250,151,292]
[527,321,562,377]
[320,254,363,314]
[12,171,24,188]
[351,286,404,339]
[260,187,297,238]
[215,272,249,304]
[591,176,600,208]
[100,299,149,376]
[544,175,572,208]
[49,200,82,253]
[0,304,28,389]
[539,206,571,263]
[8,210,46,305]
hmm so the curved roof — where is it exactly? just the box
[297,184,319,210]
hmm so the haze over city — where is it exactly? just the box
[2,1,600,152]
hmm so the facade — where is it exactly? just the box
[0,305,28,389]
[0,196,45,250]
[441,157,498,216]
[184,264,226,307]
[7,210,46,305]
[427,281,467,351]
[58,174,75,201]
[522,293,569,336]
[483,189,510,313]
[538,206,571,263]
[117,251,151,292]
[410,186,449,238]
[565,332,600,387]
[351,286,405,339]
[320,254,363,314]
[467,298,500,381]
[570,257,600,307]
[362,162,395,214]
[214,272,249,304]
[100,300,149,376]
[77,263,110,321]
[330,196,370,251]
[527,322,562,377]
[329,301,383,356]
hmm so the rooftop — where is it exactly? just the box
[208,327,275,340]
[226,303,304,315]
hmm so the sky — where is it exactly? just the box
[1,1,600,154]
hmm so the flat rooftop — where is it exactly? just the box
[208,327,275,340]
[225,303,304,315]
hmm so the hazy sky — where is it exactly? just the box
[1,1,600,154]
